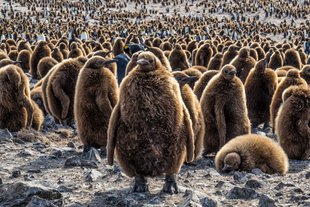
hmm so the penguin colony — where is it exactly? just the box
[0,0,309,195]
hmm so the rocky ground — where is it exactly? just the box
[0,118,309,207]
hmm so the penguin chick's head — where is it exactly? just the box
[221,64,237,80]
[222,152,241,173]
[85,56,118,69]
[137,51,161,71]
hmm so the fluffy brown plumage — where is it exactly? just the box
[244,53,277,131]
[300,65,310,85]
[193,70,219,100]
[207,53,223,70]
[231,47,257,83]
[17,50,31,73]
[200,65,250,154]
[30,41,51,79]
[276,86,310,160]
[195,43,213,67]
[268,50,283,70]
[221,45,239,67]
[107,51,194,194]
[37,57,58,79]
[215,134,289,175]
[168,44,190,71]
[75,57,119,150]
[270,69,307,131]
[283,48,302,69]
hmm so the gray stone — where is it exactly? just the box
[258,195,276,207]
[251,168,264,175]
[85,147,101,162]
[0,182,63,207]
[26,195,59,207]
[84,169,102,182]
[201,196,217,207]
[149,196,161,204]
[245,179,263,189]
[233,171,248,183]
[0,177,3,185]
[67,142,76,149]
[17,149,33,157]
[305,172,310,179]
[227,187,258,199]
[215,181,225,188]
[0,129,13,141]
[12,170,22,178]
[64,156,81,168]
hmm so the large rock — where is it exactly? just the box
[0,128,13,142]
[226,187,258,200]
[258,195,276,207]
[0,182,63,207]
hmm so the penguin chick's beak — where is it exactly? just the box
[104,59,118,65]
[137,58,150,65]
[221,164,234,174]
[229,70,236,76]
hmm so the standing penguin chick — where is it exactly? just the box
[107,52,194,194]
[276,86,310,160]
[37,57,58,79]
[0,65,34,131]
[51,47,63,62]
[244,53,277,132]
[207,53,223,71]
[193,70,219,100]
[221,45,239,67]
[231,47,257,83]
[145,46,172,71]
[30,41,51,79]
[215,134,289,175]
[17,50,31,73]
[46,57,86,125]
[195,43,213,67]
[173,72,205,160]
[200,65,250,154]
[300,65,310,85]
[168,44,190,71]
[75,57,119,150]
[270,69,307,132]
[268,50,283,70]
[283,48,302,69]
[68,42,83,59]
[125,51,142,75]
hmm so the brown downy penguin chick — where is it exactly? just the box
[200,65,250,154]
[46,57,87,125]
[168,44,190,71]
[0,65,34,131]
[0,59,19,68]
[270,69,308,132]
[195,43,213,67]
[283,48,302,69]
[244,53,277,132]
[173,72,205,160]
[249,48,258,61]
[37,57,58,79]
[8,50,18,61]
[268,50,283,70]
[125,51,142,75]
[221,45,239,67]
[107,51,194,194]
[193,70,219,100]
[298,49,307,65]
[30,41,51,79]
[231,47,257,83]
[75,57,119,151]
[68,42,83,58]
[17,40,32,52]
[276,86,310,160]
[145,46,172,71]
[207,53,223,70]
[31,100,44,130]
[215,134,288,175]
[182,68,202,89]
[51,47,63,62]
[300,65,310,85]
[31,86,46,115]
[59,43,69,59]
[112,38,125,56]
[17,50,31,73]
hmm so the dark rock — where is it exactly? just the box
[305,172,310,179]
[292,187,304,193]
[0,177,3,185]
[67,142,75,149]
[14,138,26,144]
[274,182,295,190]
[28,169,42,174]
[215,181,225,188]
[12,170,22,178]
[17,149,33,157]
[227,187,258,199]
[81,160,98,169]
[24,175,34,181]
[149,196,161,204]
[245,179,263,189]
[84,169,102,182]
[201,196,217,207]
[178,190,201,207]
[64,156,81,168]
[26,195,62,207]
[84,147,101,162]
[57,185,74,193]
[258,195,276,207]
[0,129,13,141]
[0,182,63,207]
[251,168,264,175]
[233,171,248,183]
[33,143,47,150]
[275,192,283,197]
[51,149,63,158]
